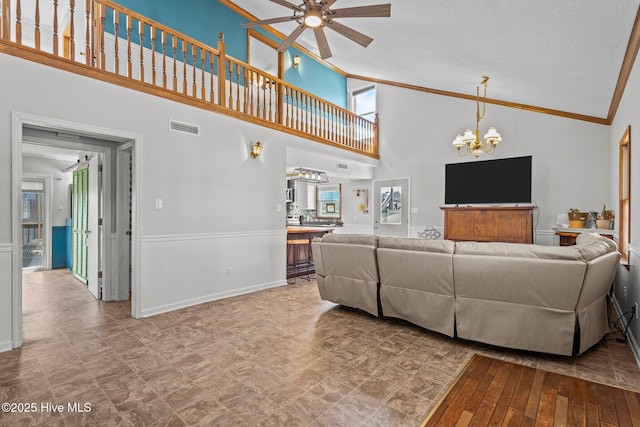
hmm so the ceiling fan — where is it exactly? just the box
[242,0,391,60]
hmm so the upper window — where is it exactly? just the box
[352,86,376,122]
[619,126,631,263]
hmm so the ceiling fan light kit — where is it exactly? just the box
[242,0,391,59]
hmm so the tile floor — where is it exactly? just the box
[1,269,639,426]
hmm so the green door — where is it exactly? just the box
[72,167,89,284]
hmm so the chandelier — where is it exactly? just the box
[452,76,502,158]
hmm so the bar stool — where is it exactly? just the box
[286,238,311,283]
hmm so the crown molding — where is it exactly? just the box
[347,74,609,125]
[607,4,640,124]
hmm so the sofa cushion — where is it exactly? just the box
[320,233,379,246]
[379,237,455,254]
[454,241,583,260]
[575,233,618,261]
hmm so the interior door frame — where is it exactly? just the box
[372,177,411,237]
[11,112,143,349]
[21,173,52,271]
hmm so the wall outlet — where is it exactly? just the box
[624,286,628,299]
[226,267,232,277]
[635,302,638,320]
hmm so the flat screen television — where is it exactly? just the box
[445,156,532,205]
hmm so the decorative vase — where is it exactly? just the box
[569,220,584,229]
[596,219,611,230]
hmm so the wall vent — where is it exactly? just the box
[337,163,348,170]
[169,119,200,136]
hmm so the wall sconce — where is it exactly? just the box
[250,141,263,159]
[292,55,301,68]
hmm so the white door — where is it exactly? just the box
[87,155,101,299]
[373,178,409,237]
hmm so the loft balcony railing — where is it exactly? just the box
[0,0,379,158]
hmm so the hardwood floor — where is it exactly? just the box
[1,270,639,426]
[424,354,640,427]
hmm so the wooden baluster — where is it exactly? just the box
[112,10,119,74]
[126,15,132,77]
[15,0,21,44]
[236,64,242,111]
[161,31,167,88]
[243,68,249,113]
[261,76,267,118]
[285,87,290,127]
[69,0,75,60]
[200,48,205,100]
[209,51,215,103]
[1,0,9,40]
[98,3,105,69]
[34,0,40,49]
[227,62,233,108]
[139,20,144,81]
[52,0,60,54]
[84,0,91,65]
[248,70,253,115]
[150,26,156,85]
[171,35,177,91]
[269,81,274,122]
[298,92,302,131]
[182,39,187,93]
[192,45,197,97]
[304,93,313,133]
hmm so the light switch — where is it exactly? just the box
[276,203,282,212]
[155,198,163,210]
[411,207,419,214]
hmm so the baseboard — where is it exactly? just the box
[140,280,286,318]
[611,294,640,369]
[0,340,13,353]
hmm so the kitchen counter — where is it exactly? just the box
[287,226,336,233]
[286,227,333,281]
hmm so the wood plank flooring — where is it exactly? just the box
[423,354,640,427]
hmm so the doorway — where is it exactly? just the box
[11,112,142,349]
[373,177,410,237]
[21,175,51,271]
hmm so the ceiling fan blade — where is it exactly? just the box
[326,20,373,47]
[277,23,307,52]
[242,16,298,28]
[330,4,391,18]
[321,0,338,9]
[269,0,303,12]
[313,27,332,59]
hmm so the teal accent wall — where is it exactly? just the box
[111,0,346,108]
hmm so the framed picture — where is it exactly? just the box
[326,203,335,213]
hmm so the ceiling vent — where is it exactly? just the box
[169,119,200,136]
[337,163,348,170]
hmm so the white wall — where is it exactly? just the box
[355,79,611,242]
[1,53,352,346]
[610,42,640,359]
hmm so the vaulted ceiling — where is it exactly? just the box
[229,0,640,122]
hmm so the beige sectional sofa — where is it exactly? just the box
[311,232,620,356]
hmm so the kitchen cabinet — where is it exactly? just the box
[288,180,316,210]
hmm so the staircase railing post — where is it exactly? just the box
[217,32,226,107]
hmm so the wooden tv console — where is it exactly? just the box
[441,206,535,244]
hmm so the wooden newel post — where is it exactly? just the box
[217,32,226,107]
